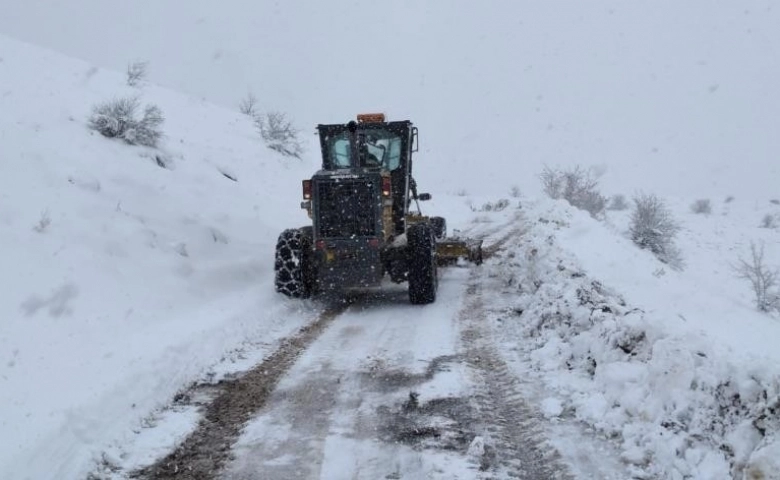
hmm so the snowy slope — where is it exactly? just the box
[476,197,780,479]
[0,34,322,479]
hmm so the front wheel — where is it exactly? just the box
[274,228,313,298]
[407,223,438,304]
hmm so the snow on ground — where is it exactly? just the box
[224,272,477,480]
[3,2,780,478]
[477,196,780,479]
[0,34,323,479]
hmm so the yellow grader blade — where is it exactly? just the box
[436,237,483,266]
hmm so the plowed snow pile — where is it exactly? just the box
[479,198,780,479]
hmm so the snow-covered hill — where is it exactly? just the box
[0,33,322,478]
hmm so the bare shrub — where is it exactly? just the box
[126,60,148,87]
[540,165,606,218]
[88,96,164,148]
[88,96,136,136]
[629,193,681,267]
[255,111,303,158]
[690,199,712,215]
[734,241,779,313]
[770,199,780,206]
[131,104,164,147]
[724,195,735,204]
[607,194,628,211]
[540,166,564,199]
[761,214,778,229]
[510,185,522,198]
[238,93,258,116]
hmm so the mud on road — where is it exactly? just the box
[132,306,346,480]
[127,211,575,480]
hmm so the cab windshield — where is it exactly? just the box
[326,129,402,170]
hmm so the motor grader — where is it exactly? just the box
[274,113,482,304]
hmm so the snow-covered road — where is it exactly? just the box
[225,274,485,479]
[112,212,614,480]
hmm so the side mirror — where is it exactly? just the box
[418,193,432,201]
[411,127,419,153]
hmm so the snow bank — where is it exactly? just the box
[485,198,780,479]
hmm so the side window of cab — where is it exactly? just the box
[331,137,351,168]
[385,138,401,170]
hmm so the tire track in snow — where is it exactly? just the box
[460,284,572,479]
[458,216,574,480]
[129,208,525,480]
[131,304,346,480]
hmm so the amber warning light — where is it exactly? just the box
[357,113,385,123]
[302,180,312,200]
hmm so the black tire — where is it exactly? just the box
[274,227,313,298]
[299,226,315,293]
[408,223,438,304]
[430,216,447,240]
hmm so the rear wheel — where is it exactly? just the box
[274,227,313,298]
[407,223,438,304]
